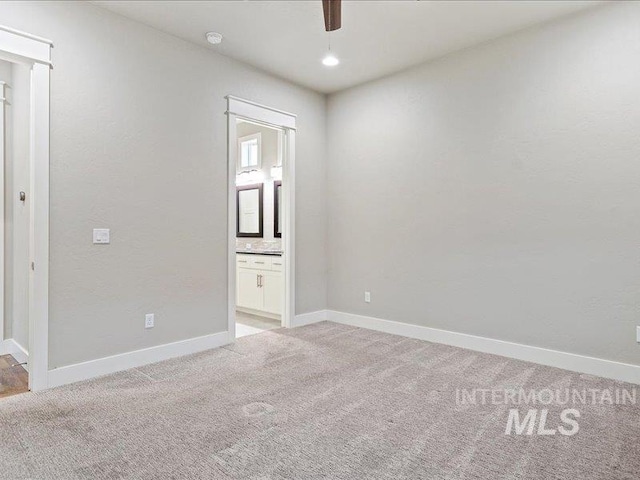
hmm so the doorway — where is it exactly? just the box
[0,25,51,392]
[226,96,296,340]
[0,60,30,397]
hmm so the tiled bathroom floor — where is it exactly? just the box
[236,312,281,338]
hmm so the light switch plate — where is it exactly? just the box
[93,228,110,244]
[145,314,155,329]
[364,291,371,303]
[637,326,640,343]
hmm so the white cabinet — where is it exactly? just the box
[261,271,283,314]
[237,269,263,311]
[236,254,283,317]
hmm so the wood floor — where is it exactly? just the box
[0,354,28,399]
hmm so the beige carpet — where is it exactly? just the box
[0,322,639,479]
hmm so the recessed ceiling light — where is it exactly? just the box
[322,54,339,67]
[206,32,223,45]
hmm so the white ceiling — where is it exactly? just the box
[92,0,601,94]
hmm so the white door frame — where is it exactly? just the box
[0,25,51,392]
[226,96,296,338]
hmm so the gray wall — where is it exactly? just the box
[327,3,640,366]
[0,1,327,368]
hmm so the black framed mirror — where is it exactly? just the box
[237,183,264,237]
[274,181,282,238]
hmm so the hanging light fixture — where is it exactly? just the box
[321,0,341,66]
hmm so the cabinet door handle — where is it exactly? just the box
[259,274,263,287]
[256,274,260,288]
[255,261,265,264]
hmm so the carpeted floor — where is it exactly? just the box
[0,321,639,479]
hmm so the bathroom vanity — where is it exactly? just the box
[236,252,283,319]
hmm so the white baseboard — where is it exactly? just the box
[0,338,29,367]
[292,310,328,328]
[327,310,640,385]
[47,331,232,389]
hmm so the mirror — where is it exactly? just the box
[237,183,264,237]
[274,181,282,238]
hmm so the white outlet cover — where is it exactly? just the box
[145,313,155,329]
[637,326,640,343]
[93,228,110,244]
[364,291,371,303]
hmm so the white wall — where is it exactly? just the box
[0,1,327,368]
[9,63,30,352]
[0,60,30,351]
[327,3,640,366]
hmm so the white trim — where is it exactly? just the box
[227,96,296,130]
[0,25,51,392]
[292,310,328,328]
[281,129,295,329]
[28,62,50,392]
[0,338,29,367]
[226,96,296,337]
[0,25,53,47]
[0,26,52,66]
[48,331,232,388]
[227,116,238,340]
[327,310,640,385]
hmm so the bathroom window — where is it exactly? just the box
[238,133,261,171]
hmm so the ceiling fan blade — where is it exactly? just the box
[322,0,342,31]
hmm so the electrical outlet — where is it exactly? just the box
[145,313,155,329]
[364,291,371,303]
[637,326,640,343]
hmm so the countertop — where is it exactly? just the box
[236,251,283,256]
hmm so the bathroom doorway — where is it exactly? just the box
[0,25,51,393]
[226,96,296,339]
[0,60,30,397]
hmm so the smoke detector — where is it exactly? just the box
[206,32,223,45]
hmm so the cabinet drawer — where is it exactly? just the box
[237,254,273,270]
[249,256,271,269]
[236,254,252,268]
[237,254,283,271]
[270,257,284,272]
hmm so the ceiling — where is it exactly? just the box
[92,0,601,94]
